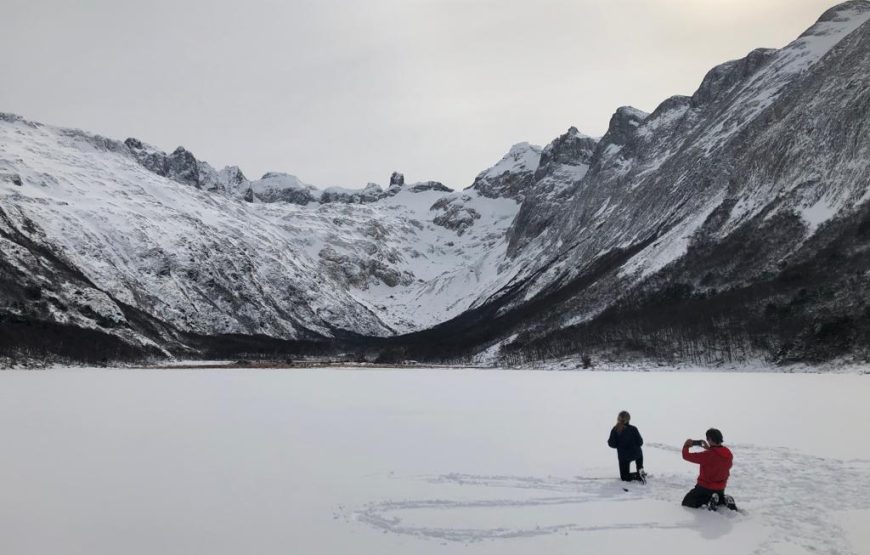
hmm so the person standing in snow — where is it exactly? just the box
[681,428,736,510]
[607,410,646,483]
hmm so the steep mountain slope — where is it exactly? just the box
[2,1,869,365]
[433,0,870,364]
[499,0,870,299]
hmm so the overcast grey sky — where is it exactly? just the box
[1,0,840,188]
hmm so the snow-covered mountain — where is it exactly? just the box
[464,0,870,365]
[0,116,530,348]
[2,1,870,365]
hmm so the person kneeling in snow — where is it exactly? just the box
[607,410,647,483]
[681,428,737,510]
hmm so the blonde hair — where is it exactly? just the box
[615,410,630,433]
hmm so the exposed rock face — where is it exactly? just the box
[2,173,22,186]
[166,147,200,187]
[210,165,248,195]
[125,139,202,188]
[124,138,250,196]
[535,127,598,180]
[317,179,451,204]
[320,183,384,204]
[507,128,598,254]
[122,138,447,207]
[431,195,481,235]
[691,48,777,107]
[125,138,173,178]
[409,181,453,193]
[250,172,318,204]
[592,107,647,157]
[469,142,542,201]
[319,245,414,289]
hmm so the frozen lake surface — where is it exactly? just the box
[0,368,868,554]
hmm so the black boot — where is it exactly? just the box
[707,493,720,511]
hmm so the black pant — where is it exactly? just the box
[681,485,725,508]
[618,454,644,481]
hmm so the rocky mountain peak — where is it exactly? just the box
[250,172,317,205]
[691,48,777,107]
[813,0,870,26]
[167,147,200,187]
[390,171,405,188]
[468,142,542,201]
[606,106,648,142]
[219,165,247,186]
[584,106,649,169]
[505,128,598,254]
[479,143,542,179]
[647,94,691,119]
[535,127,597,180]
[125,138,202,188]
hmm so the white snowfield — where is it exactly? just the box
[0,368,867,555]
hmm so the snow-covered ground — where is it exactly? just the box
[0,368,867,555]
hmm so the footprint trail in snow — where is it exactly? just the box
[349,443,870,553]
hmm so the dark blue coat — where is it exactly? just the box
[608,424,643,461]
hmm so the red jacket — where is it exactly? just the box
[682,445,732,490]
